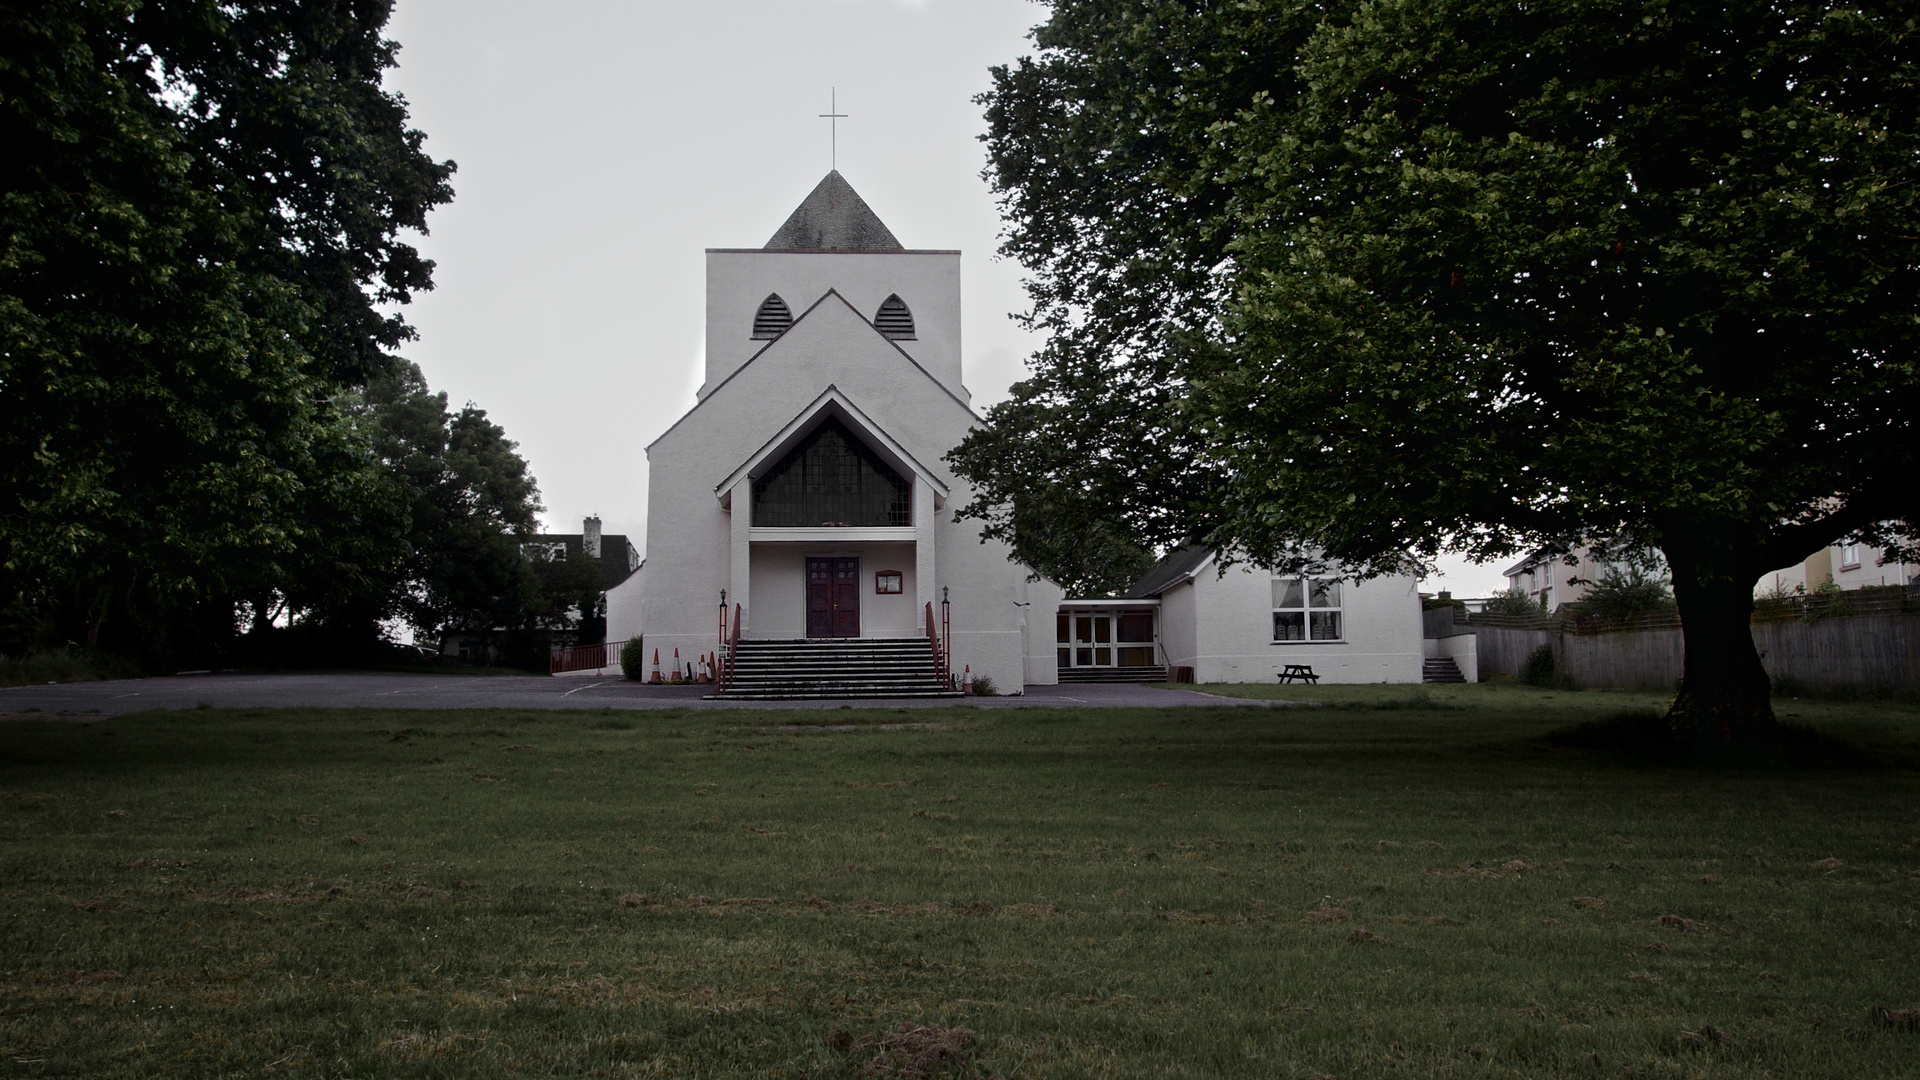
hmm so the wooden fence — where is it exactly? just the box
[1471,614,1918,691]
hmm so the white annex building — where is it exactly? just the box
[613,173,1431,695]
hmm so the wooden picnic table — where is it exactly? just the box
[1277,664,1319,684]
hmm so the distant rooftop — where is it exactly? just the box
[765,171,903,251]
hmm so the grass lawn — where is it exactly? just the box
[2,685,1917,1078]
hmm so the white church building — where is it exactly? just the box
[610,173,1428,694]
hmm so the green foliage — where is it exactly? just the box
[959,0,1919,739]
[0,648,139,688]
[0,0,454,665]
[1582,566,1678,619]
[364,362,545,642]
[1482,588,1546,617]
[619,637,647,682]
[1520,644,1559,687]
[1807,576,1857,618]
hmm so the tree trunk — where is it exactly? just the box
[1660,525,1782,767]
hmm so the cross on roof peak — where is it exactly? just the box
[819,88,848,171]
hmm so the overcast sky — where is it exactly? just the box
[381,0,1508,597]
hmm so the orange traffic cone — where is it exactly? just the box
[670,647,683,683]
[963,664,973,694]
[650,647,663,684]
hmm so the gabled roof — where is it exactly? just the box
[714,385,949,505]
[1125,544,1215,598]
[765,171,904,251]
[1501,548,1552,578]
[648,288,976,452]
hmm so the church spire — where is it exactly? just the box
[764,172,903,252]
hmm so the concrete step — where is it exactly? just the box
[706,690,964,700]
[717,637,951,699]
[1422,657,1465,683]
[1057,667,1168,684]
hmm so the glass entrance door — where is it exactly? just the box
[1056,610,1157,669]
[1055,613,1113,668]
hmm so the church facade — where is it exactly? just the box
[619,173,1427,692]
[632,172,1064,692]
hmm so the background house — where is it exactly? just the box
[441,516,640,663]
[521,515,641,646]
[1760,538,1916,596]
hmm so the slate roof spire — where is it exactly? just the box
[764,171,904,251]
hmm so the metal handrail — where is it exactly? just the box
[718,603,742,694]
[550,639,622,675]
[924,602,942,684]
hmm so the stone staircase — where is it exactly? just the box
[710,638,960,700]
[1056,666,1169,684]
[1422,656,1466,683]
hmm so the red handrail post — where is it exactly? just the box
[718,602,742,694]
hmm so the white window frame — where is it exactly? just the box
[1839,542,1862,569]
[1272,577,1344,643]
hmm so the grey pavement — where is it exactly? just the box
[0,672,1277,718]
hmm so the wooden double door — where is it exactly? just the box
[805,557,860,638]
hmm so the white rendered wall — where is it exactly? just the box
[1158,582,1200,674]
[1176,564,1422,683]
[1019,577,1068,688]
[605,566,644,645]
[1423,633,1479,683]
[702,251,964,402]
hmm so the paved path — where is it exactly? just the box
[0,672,1275,717]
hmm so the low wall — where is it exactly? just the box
[1423,632,1480,683]
[1474,614,1918,690]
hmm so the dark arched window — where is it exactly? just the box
[874,294,915,340]
[752,293,793,339]
[753,418,911,527]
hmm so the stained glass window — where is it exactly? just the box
[753,418,912,527]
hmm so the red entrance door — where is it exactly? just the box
[805,557,860,638]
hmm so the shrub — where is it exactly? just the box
[619,637,647,682]
[1809,577,1855,618]
[970,674,998,696]
[1582,565,1676,618]
[1484,588,1546,616]
[0,648,139,687]
[1521,644,1557,687]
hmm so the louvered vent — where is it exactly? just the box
[874,294,916,340]
[752,293,793,339]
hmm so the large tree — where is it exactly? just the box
[0,0,453,662]
[363,362,546,646]
[954,0,1918,763]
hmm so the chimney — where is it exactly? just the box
[583,516,602,560]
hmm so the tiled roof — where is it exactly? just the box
[1124,544,1214,598]
[764,171,903,251]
